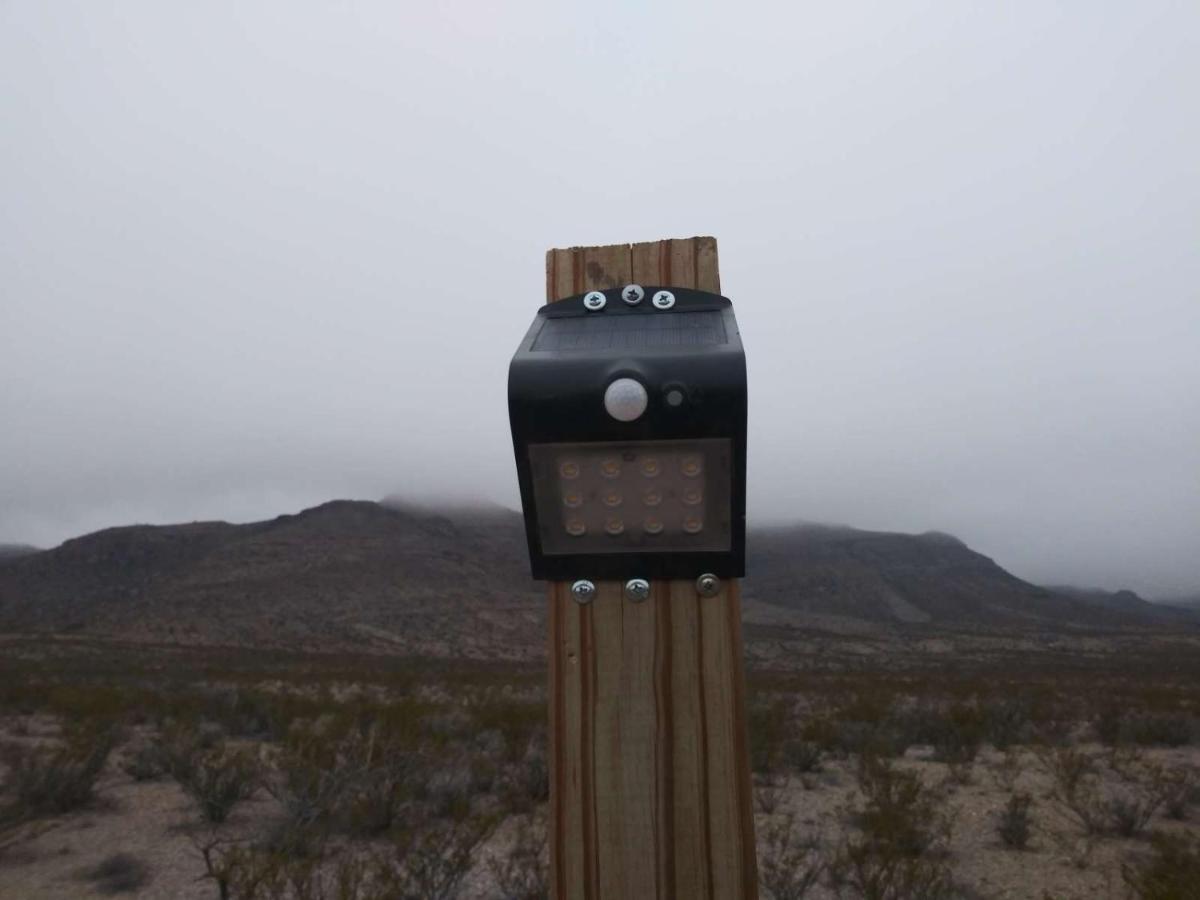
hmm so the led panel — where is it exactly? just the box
[528,438,733,555]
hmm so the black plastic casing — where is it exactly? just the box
[507,287,747,581]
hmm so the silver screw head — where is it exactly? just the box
[571,579,597,604]
[621,284,645,305]
[624,578,651,602]
[651,290,676,310]
[583,291,607,311]
[696,573,721,597]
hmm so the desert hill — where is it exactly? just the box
[0,500,1191,659]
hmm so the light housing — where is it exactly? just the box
[508,286,747,581]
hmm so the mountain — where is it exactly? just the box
[0,501,542,659]
[746,525,1137,626]
[0,544,39,561]
[1159,592,1200,611]
[1050,585,1198,624]
[0,502,1189,657]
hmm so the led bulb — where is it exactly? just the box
[602,489,623,507]
[643,489,663,507]
[566,519,587,536]
[563,491,584,508]
[681,455,703,477]
[682,487,703,506]
[643,517,664,535]
[560,460,581,480]
[600,458,622,479]
[605,517,625,536]
[640,458,661,478]
[682,516,704,534]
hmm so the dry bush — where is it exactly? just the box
[755,772,787,815]
[781,740,822,774]
[853,754,949,858]
[828,839,954,900]
[0,725,115,824]
[168,732,259,825]
[374,816,495,900]
[989,748,1024,792]
[77,852,151,895]
[1162,765,1197,820]
[825,753,956,899]
[121,742,167,782]
[759,814,823,900]
[1122,832,1200,900]
[997,793,1034,850]
[488,815,548,900]
[749,697,793,772]
[1099,708,1196,748]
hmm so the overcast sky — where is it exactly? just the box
[2,2,1197,596]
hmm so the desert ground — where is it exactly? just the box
[1,633,1198,899]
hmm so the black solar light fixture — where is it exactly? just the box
[508,284,747,581]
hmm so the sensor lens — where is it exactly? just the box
[604,378,648,422]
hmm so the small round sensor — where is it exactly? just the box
[604,377,648,422]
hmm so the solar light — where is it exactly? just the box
[508,285,747,580]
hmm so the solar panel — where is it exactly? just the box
[531,311,727,352]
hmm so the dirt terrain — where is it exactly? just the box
[1,635,1198,899]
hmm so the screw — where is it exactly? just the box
[624,578,651,602]
[622,284,645,306]
[696,573,720,597]
[571,579,597,604]
[583,291,607,311]
[651,290,676,310]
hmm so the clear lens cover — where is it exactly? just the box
[528,438,733,556]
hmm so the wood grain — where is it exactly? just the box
[545,237,757,900]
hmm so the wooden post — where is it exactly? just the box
[544,237,758,900]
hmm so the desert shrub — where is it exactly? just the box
[828,839,954,900]
[759,814,823,900]
[989,747,1024,793]
[0,725,115,823]
[498,750,549,814]
[1122,832,1200,900]
[1162,766,1197,820]
[172,744,259,825]
[1125,713,1195,748]
[471,696,544,764]
[982,696,1034,749]
[78,852,151,895]
[489,815,548,900]
[755,773,787,815]
[1037,746,1093,798]
[375,816,495,900]
[853,755,948,858]
[928,704,983,766]
[1097,708,1196,748]
[1103,765,1170,838]
[782,740,822,774]
[997,793,1033,850]
[121,743,167,782]
[749,697,793,772]
[266,746,351,855]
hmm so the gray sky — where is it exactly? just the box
[2,2,1197,597]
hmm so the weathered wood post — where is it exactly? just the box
[540,237,758,899]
